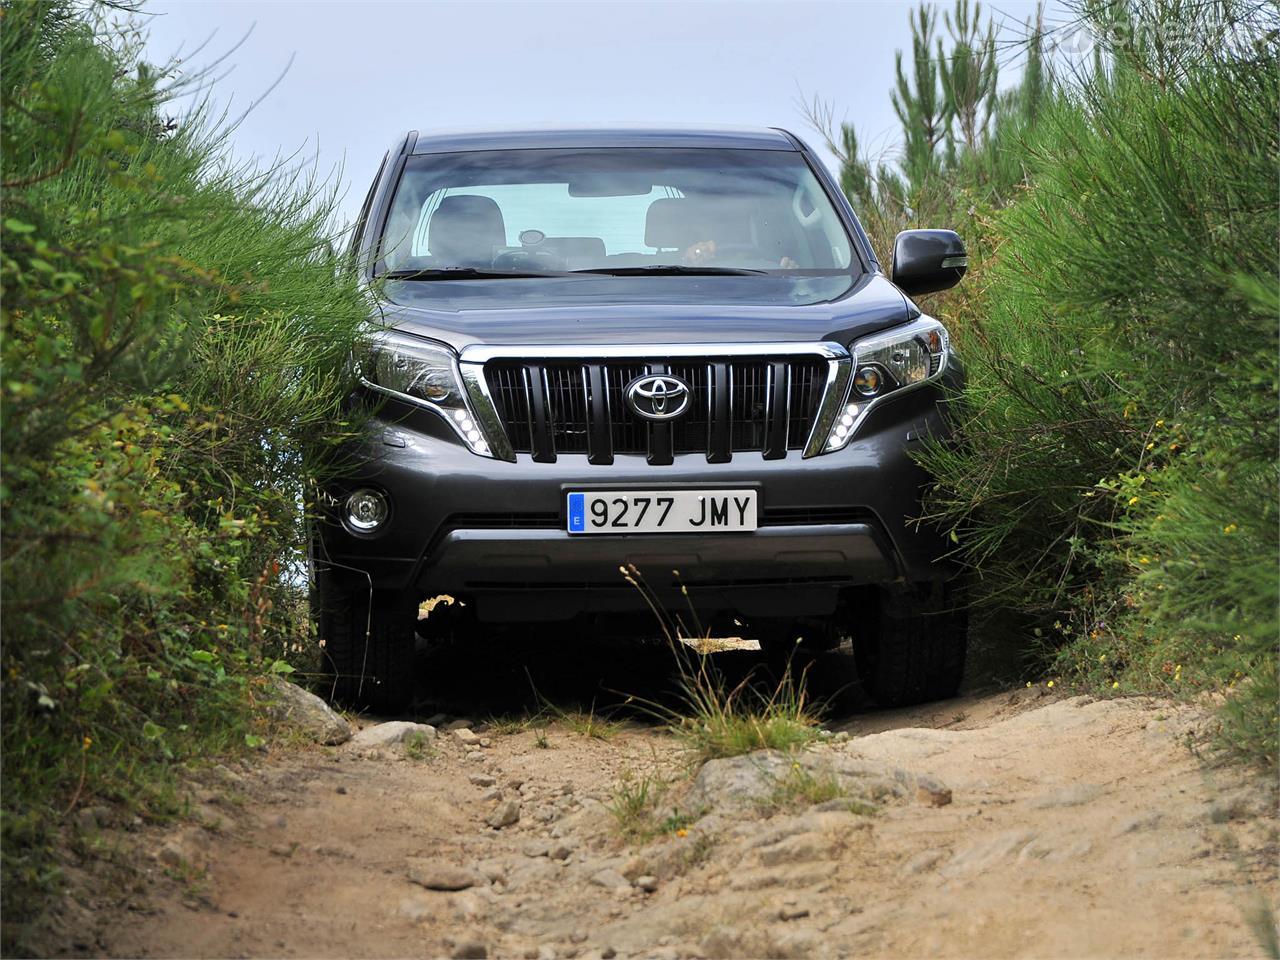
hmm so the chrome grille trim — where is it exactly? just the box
[462,342,851,464]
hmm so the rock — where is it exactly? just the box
[942,829,1037,876]
[903,848,948,874]
[487,800,521,829]
[268,843,295,858]
[1113,812,1163,836]
[470,774,497,787]
[779,902,810,921]
[479,738,492,748]
[481,788,502,802]
[265,678,352,746]
[523,840,550,858]
[601,949,616,959]
[589,868,629,890]
[634,875,659,892]
[406,858,482,891]
[349,721,437,751]
[569,930,588,944]
[758,833,838,867]
[1029,783,1104,809]
[560,782,575,795]
[397,896,432,922]
[454,728,481,746]
[467,751,486,763]
[75,806,111,832]
[335,785,348,795]
[444,719,474,731]
[475,859,508,883]
[156,840,185,867]
[549,841,575,861]
[915,777,952,807]
[449,940,487,959]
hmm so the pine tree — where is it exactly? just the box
[938,0,999,152]
[891,4,950,191]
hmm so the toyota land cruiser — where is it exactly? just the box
[313,125,970,714]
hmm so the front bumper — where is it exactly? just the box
[316,384,955,620]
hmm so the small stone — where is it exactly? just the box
[601,949,616,960]
[915,778,952,807]
[422,713,449,727]
[1029,783,1104,809]
[335,785,348,795]
[634,875,659,892]
[406,859,482,891]
[454,728,481,746]
[269,843,294,858]
[450,940,487,959]
[470,774,497,787]
[349,721,437,751]
[481,788,502,802]
[467,751,486,763]
[560,782,575,795]
[779,902,810,921]
[523,840,550,858]
[156,841,185,867]
[397,897,432,922]
[479,738,492,748]
[903,849,947,874]
[75,806,109,832]
[569,930,588,944]
[487,801,521,829]
[549,842,575,861]
[444,719,474,731]
[590,868,629,890]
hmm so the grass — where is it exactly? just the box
[608,770,704,845]
[666,659,822,762]
[619,564,825,761]
[402,732,435,761]
[758,761,880,817]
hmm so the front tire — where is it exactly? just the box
[853,582,967,708]
[314,571,417,715]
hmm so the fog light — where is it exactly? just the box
[345,488,388,533]
[853,366,883,396]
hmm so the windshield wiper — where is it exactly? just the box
[571,265,769,277]
[376,267,573,281]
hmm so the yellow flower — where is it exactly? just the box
[1127,496,1140,506]
[1112,681,1120,689]
[82,736,92,751]
[1223,524,1238,535]
[1145,442,1155,451]
[1155,419,1165,427]
[1047,680,1055,689]
[1138,556,1150,564]
[675,828,689,838]
[1098,653,1106,662]
[1026,681,1032,688]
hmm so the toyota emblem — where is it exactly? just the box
[626,374,691,421]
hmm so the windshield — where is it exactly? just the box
[376,148,858,278]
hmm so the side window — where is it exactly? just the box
[349,151,388,262]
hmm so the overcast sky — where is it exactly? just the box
[138,0,1065,228]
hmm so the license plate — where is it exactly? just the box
[566,490,758,534]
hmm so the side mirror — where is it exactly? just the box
[891,229,968,296]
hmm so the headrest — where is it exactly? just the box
[644,196,752,250]
[427,195,507,262]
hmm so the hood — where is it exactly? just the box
[375,272,918,351]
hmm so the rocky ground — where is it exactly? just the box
[24,637,1280,959]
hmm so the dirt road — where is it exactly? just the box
[36,639,1279,959]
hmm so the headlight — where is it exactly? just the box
[823,316,949,453]
[360,330,492,457]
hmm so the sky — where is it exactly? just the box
[137,0,1064,228]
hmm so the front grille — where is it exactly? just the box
[486,356,829,465]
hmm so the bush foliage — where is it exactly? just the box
[827,0,1277,766]
[1,1,369,929]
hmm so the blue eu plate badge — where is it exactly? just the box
[567,492,586,533]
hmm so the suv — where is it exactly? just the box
[313,125,969,714]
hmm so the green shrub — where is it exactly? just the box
[1,1,369,933]
[916,0,1278,766]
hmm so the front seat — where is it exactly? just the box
[427,195,507,266]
